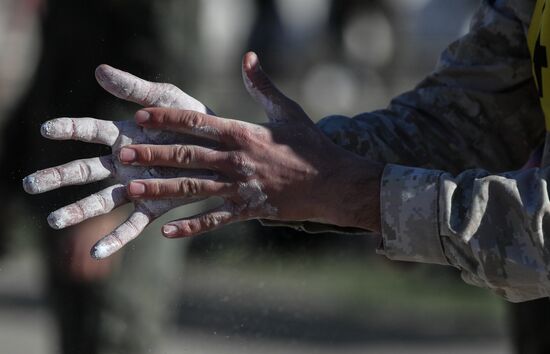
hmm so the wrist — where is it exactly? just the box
[324,154,383,232]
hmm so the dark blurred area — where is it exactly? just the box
[0,0,533,353]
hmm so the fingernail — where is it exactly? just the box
[245,51,259,71]
[135,110,151,124]
[128,181,146,196]
[163,224,179,237]
[119,148,136,163]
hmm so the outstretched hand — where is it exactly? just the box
[23,52,382,259]
[120,52,382,239]
[23,65,216,259]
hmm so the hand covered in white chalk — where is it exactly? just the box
[118,52,383,239]
[23,65,215,259]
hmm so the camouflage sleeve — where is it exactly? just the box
[380,164,550,302]
[316,0,550,301]
[319,0,542,173]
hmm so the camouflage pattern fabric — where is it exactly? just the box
[312,0,550,302]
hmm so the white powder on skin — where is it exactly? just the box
[91,210,150,259]
[238,160,255,177]
[95,64,211,114]
[47,184,128,229]
[242,64,286,124]
[21,175,39,194]
[24,65,226,259]
[86,180,203,257]
[237,179,277,216]
[191,125,221,139]
[23,156,114,194]
[91,242,115,260]
[41,118,119,146]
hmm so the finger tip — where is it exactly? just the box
[243,51,259,72]
[95,64,116,77]
[95,63,110,72]
[22,175,40,194]
[40,120,53,138]
[90,242,112,260]
[134,110,151,124]
[118,147,137,164]
[95,64,127,95]
[95,64,111,82]
[47,212,66,230]
[162,224,180,238]
[127,180,146,197]
[40,118,73,140]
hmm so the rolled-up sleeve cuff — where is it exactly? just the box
[377,164,449,265]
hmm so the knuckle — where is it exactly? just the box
[91,119,101,139]
[140,146,154,162]
[125,219,141,235]
[147,181,162,196]
[177,178,200,197]
[230,122,254,146]
[156,83,179,106]
[149,108,172,126]
[161,83,178,93]
[143,83,156,104]
[180,110,202,128]
[186,222,197,235]
[157,109,170,125]
[158,181,174,196]
[228,151,245,169]
[173,145,194,165]
[201,214,221,229]
[252,124,269,140]
[184,220,199,234]
[77,162,91,182]
[91,192,108,211]
[227,152,254,176]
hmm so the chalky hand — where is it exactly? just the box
[22,65,214,259]
[119,53,382,239]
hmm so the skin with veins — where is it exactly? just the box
[24,53,382,259]
[116,53,381,239]
[22,64,215,259]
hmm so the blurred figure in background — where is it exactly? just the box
[0,0,42,258]
[1,0,200,353]
[5,1,546,354]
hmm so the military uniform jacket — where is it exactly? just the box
[317,0,549,302]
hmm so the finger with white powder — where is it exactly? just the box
[95,64,213,113]
[47,184,129,229]
[22,156,115,194]
[90,209,150,259]
[41,117,120,146]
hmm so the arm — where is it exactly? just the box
[123,2,550,302]
[23,1,549,301]
[117,53,383,237]
[268,0,544,235]
[318,0,550,302]
[379,164,550,303]
[319,0,542,174]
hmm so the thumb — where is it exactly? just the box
[242,52,308,123]
[95,64,212,114]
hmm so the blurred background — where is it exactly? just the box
[0,0,528,353]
